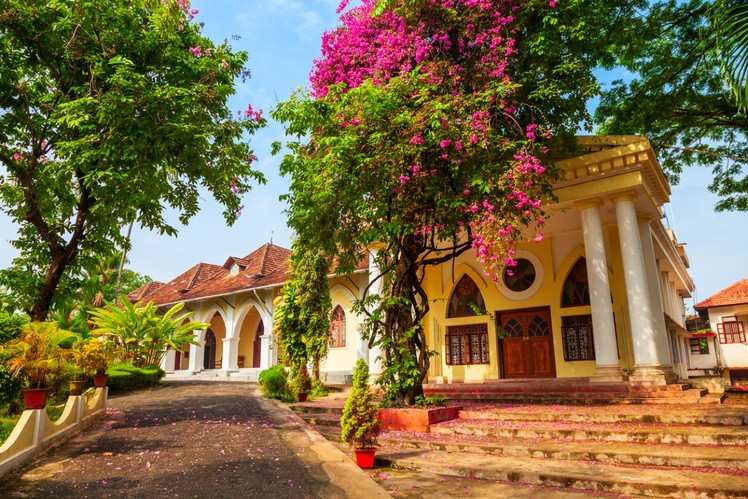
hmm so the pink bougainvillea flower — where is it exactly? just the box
[188,46,202,57]
[12,152,22,161]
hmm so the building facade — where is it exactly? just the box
[132,136,696,386]
[694,279,748,389]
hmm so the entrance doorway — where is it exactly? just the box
[252,321,263,368]
[498,307,556,378]
[203,330,216,370]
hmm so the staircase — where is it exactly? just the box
[378,403,748,497]
[290,400,345,441]
[423,378,724,405]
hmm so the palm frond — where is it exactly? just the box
[714,0,748,110]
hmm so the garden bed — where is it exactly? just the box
[378,406,461,432]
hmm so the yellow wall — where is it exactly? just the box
[237,307,262,368]
[321,276,365,374]
[425,231,637,382]
[209,314,226,367]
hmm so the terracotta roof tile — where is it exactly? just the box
[695,279,748,310]
[134,243,370,307]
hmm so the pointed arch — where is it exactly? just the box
[561,258,591,307]
[329,305,346,348]
[447,274,486,318]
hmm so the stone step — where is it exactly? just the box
[458,404,747,426]
[377,449,748,498]
[378,431,748,469]
[431,390,707,405]
[431,419,748,445]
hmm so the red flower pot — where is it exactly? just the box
[22,388,49,410]
[93,374,108,388]
[354,448,376,469]
[297,392,308,402]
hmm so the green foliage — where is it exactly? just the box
[274,245,332,381]
[106,362,164,394]
[0,0,265,320]
[0,312,28,344]
[596,0,748,211]
[0,417,17,444]
[258,365,294,402]
[309,380,329,399]
[1,322,75,388]
[340,359,379,449]
[90,300,203,368]
[0,366,21,409]
[289,364,312,399]
[414,395,446,408]
[713,0,748,111]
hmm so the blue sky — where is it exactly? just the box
[0,0,745,308]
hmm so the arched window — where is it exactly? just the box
[447,275,486,318]
[329,305,346,348]
[562,258,590,307]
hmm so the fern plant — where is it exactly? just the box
[340,359,379,449]
[713,0,748,110]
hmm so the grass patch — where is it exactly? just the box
[106,363,164,394]
[0,416,19,444]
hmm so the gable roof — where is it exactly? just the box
[695,279,748,310]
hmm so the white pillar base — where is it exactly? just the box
[629,365,678,386]
[590,365,624,382]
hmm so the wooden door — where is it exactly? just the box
[252,321,264,368]
[203,330,216,370]
[175,350,182,371]
[498,308,556,378]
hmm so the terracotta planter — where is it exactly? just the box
[378,406,461,432]
[69,380,86,396]
[22,388,49,410]
[297,392,308,402]
[354,448,376,469]
[93,374,108,388]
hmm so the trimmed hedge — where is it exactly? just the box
[106,363,164,394]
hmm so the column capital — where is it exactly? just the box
[574,198,604,210]
[611,190,637,204]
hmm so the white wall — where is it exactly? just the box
[707,304,748,369]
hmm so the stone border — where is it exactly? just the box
[0,387,108,479]
[254,388,391,499]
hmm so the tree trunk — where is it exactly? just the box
[30,253,70,321]
[312,355,321,382]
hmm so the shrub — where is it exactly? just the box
[1,322,75,388]
[0,312,28,344]
[0,417,17,444]
[106,362,164,394]
[309,379,329,399]
[0,366,21,410]
[289,365,311,400]
[340,359,379,449]
[258,365,293,402]
[414,395,446,408]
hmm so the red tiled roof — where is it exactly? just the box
[695,279,748,310]
[133,243,370,306]
[128,281,165,302]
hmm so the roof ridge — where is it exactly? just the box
[258,243,271,276]
[695,278,748,309]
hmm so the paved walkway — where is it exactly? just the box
[0,382,369,498]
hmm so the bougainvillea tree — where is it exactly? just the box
[0,0,264,320]
[275,0,637,404]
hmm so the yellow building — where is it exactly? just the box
[134,136,694,386]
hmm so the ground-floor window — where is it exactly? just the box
[446,324,489,365]
[717,318,746,344]
[561,315,595,361]
[689,337,710,355]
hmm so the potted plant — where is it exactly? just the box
[340,359,379,469]
[69,338,110,393]
[1,322,73,410]
[291,364,311,402]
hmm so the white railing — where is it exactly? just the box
[0,387,108,478]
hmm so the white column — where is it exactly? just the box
[220,308,238,372]
[161,349,176,372]
[188,329,204,374]
[579,201,621,380]
[639,220,673,368]
[615,194,674,384]
[367,249,384,379]
[260,311,274,370]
